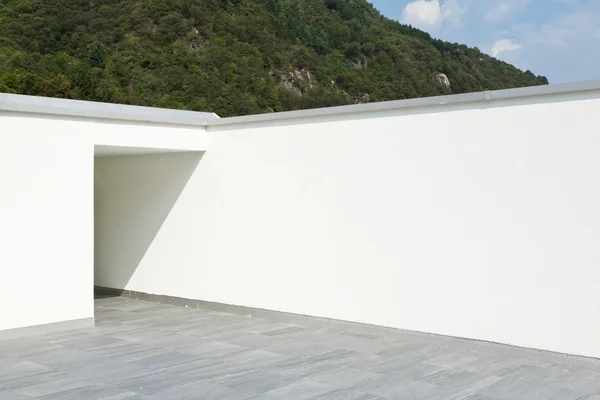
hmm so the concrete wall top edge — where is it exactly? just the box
[0,92,219,126]
[207,79,600,128]
[2,79,600,128]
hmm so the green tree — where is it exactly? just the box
[87,41,108,68]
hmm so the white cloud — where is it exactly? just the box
[486,0,530,22]
[443,0,468,26]
[491,39,522,57]
[402,0,444,29]
[401,0,466,31]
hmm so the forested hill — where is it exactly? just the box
[0,0,548,117]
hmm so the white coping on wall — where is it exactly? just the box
[2,79,600,127]
[206,79,600,127]
[0,93,219,125]
[0,93,212,155]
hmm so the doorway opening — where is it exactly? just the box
[93,146,203,305]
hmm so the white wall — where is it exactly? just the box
[96,89,600,358]
[0,116,94,331]
[0,111,207,335]
[94,152,203,289]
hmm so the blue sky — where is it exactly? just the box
[369,0,600,83]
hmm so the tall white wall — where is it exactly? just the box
[97,89,600,358]
[0,110,206,336]
[0,115,94,331]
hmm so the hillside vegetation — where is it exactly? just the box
[0,0,548,117]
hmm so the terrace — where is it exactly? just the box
[1,295,599,399]
[4,83,600,399]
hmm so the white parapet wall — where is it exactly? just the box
[95,83,600,358]
[0,94,211,338]
[0,114,95,333]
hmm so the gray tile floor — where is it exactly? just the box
[1,296,600,399]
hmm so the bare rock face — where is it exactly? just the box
[187,28,208,53]
[436,73,451,88]
[280,69,316,96]
[349,59,367,70]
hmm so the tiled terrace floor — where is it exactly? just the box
[1,297,600,400]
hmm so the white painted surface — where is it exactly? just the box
[0,122,93,331]
[0,111,207,334]
[91,120,206,155]
[94,152,203,289]
[0,92,218,125]
[96,89,600,358]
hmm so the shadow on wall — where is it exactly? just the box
[94,151,203,290]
